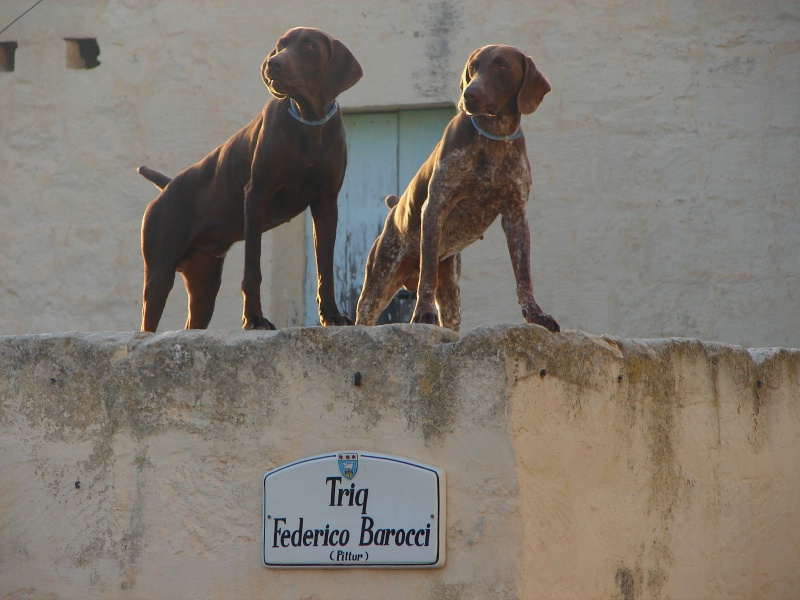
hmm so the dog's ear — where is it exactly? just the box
[322,39,363,103]
[261,49,287,99]
[458,48,481,112]
[517,55,551,115]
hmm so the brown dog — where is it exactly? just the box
[355,45,559,333]
[138,27,362,332]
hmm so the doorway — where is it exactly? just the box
[303,107,456,325]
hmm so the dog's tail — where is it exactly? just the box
[137,165,172,190]
[384,194,400,209]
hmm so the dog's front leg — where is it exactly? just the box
[411,188,447,325]
[241,179,276,330]
[501,202,560,333]
[435,253,462,331]
[311,196,352,326]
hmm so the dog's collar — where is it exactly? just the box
[288,99,338,126]
[470,116,523,141]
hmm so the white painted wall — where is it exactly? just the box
[1,1,798,347]
[1,327,798,598]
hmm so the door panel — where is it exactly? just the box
[398,108,455,192]
[381,108,456,324]
[304,108,456,325]
[305,112,398,325]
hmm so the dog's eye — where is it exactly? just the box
[496,63,508,72]
[304,43,315,52]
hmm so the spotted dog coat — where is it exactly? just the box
[355,45,559,333]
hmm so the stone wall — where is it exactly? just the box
[0,0,798,347]
[1,325,798,599]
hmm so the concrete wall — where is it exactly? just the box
[1,326,798,599]
[1,0,798,347]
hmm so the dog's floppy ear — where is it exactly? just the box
[517,55,551,115]
[261,47,287,99]
[458,47,481,112]
[322,38,363,103]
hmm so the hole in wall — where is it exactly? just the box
[65,38,100,69]
[0,41,17,72]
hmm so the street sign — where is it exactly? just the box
[263,452,446,568]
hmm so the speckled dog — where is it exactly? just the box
[355,45,559,333]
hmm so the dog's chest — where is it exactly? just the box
[434,144,531,252]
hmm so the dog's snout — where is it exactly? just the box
[462,85,486,111]
[464,82,485,100]
[268,55,283,71]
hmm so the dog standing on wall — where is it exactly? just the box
[138,27,362,332]
[355,45,559,333]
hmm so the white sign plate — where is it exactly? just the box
[263,451,446,568]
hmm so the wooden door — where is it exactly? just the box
[304,108,455,325]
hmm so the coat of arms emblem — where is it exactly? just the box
[338,452,358,480]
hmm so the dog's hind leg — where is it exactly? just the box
[356,228,408,326]
[180,252,225,329]
[142,267,175,332]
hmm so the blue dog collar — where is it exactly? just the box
[470,116,523,141]
[289,99,339,126]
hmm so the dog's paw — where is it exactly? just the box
[411,311,439,326]
[242,315,277,330]
[321,313,354,327]
[525,310,560,333]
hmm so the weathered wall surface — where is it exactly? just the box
[1,325,798,599]
[0,1,798,347]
